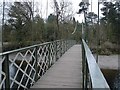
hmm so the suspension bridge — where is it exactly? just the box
[0,39,110,89]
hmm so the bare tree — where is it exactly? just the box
[53,0,60,39]
[52,0,73,39]
[53,0,73,22]
[59,0,73,22]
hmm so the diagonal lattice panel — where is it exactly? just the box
[0,56,6,89]
[56,41,61,59]
[61,40,65,55]
[64,40,67,52]
[49,42,56,65]
[37,44,49,78]
[40,44,49,75]
[0,40,76,89]
[9,48,36,89]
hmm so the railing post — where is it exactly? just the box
[55,41,58,61]
[67,40,69,50]
[60,40,62,56]
[68,40,69,50]
[48,43,51,68]
[61,40,64,55]
[2,54,10,90]
[82,41,85,89]
[82,40,89,90]
[61,40,63,56]
[35,46,38,82]
[68,40,69,49]
[63,40,65,54]
[67,40,68,50]
[69,40,71,48]
[60,40,62,57]
[65,40,67,52]
[85,59,88,89]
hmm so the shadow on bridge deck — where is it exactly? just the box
[30,45,82,88]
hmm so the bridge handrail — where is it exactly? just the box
[82,39,110,89]
[0,40,76,89]
[0,40,63,56]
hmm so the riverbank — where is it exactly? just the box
[97,55,119,89]
[98,55,119,70]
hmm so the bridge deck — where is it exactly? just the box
[30,45,82,88]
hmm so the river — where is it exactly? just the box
[98,55,120,89]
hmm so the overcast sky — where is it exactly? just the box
[38,0,103,23]
[39,0,100,22]
[0,0,104,23]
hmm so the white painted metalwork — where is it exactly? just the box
[82,39,110,89]
[37,44,50,77]
[49,42,56,65]
[56,40,61,59]
[9,48,36,89]
[0,56,6,89]
[0,40,75,89]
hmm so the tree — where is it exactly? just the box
[78,2,89,24]
[52,0,73,39]
[78,1,89,41]
[58,0,73,22]
[85,12,98,44]
[33,14,45,43]
[53,0,60,39]
[101,1,120,43]
[86,12,97,25]
[7,2,33,47]
[45,14,57,41]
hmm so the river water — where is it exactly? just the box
[98,55,120,89]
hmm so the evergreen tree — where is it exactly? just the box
[101,2,120,43]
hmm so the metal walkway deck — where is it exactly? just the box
[30,45,82,88]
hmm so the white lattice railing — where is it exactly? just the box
[0,56,6,89]
[0,40,76,89]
